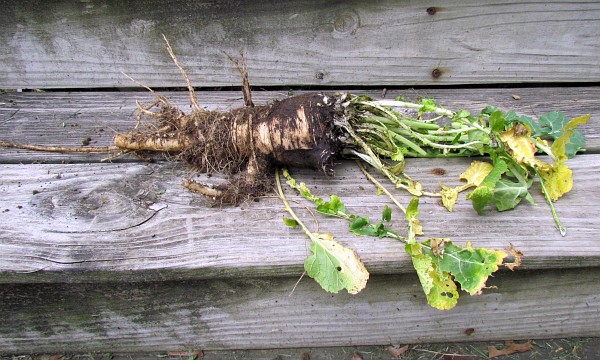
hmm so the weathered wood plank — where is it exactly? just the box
[1,87,598,164]
[1,154,599,283]
[1,268,599,352]
[1,0,599,88]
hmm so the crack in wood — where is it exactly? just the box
[45,203,167,234]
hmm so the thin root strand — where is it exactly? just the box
[162,34,202,112]
[0,141,119,153]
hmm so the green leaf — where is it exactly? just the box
[492,178,533,211]
[489,110,507,132]
[351,223,380,237]
[423,239,507,295]
[466,129,491,153]
[283,217,298,229]
[550,114,590,161]
[467,159,508,214]
[480,105,499,116]
[316,195,348,218]
[382,205,392,222]
[389,160,406,175]
[455,109,471,120]
[468,186,493,215]
[390,148,406,163]
[539,111,570,138]
[406,197,419,222]
[348,215,397,238]
[536,112,588,158]
[406,239,509,310]
[305,232,369,294]
[565,131,586,159]
[505,111,541,136]
[451,132,462,145]
[420,98,437,114]
[349,216,369,232]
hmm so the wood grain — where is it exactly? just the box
[1,87,598,164]
[1,0,599,88]
[1,88,598,283]
[1,0,599,351]
[1,268,599,352]
[1,155,599,283]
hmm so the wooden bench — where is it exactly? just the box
[1,0,599,353]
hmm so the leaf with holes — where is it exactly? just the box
[304,232,369,294]
[405,243,458,310]
[423,239,507,295]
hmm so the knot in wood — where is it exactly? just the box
[333,9,360,35]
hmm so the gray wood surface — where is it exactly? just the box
[1,88,598,164]
[2,268,599,352]
[1,88,599,283]
[2,0,599,351]
[1,0,599,89]
[1,157,599,283]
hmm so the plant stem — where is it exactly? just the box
[536,169,567,236]
[386,129,428,156]
[356,160,407,216]
[275,170,326,245]
[372,100,455,117]
[534,138,558,162]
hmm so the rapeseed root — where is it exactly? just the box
[114,92,340,204]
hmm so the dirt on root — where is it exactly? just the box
[116,92,339,205]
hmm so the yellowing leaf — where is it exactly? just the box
[410,253,434,294]
[305,232,369,294]
[538,162,573,201]
[460,161,493,186]
[406,180,423,196]
[426,265,459,309]
[428,240,507,295]
[440,184,459,211]
[409,252,458,310]
[405,197,422,240]
[551,114,591,162]
[499,126,538,167]
[412,218,423,236]
[466,159,508,215]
